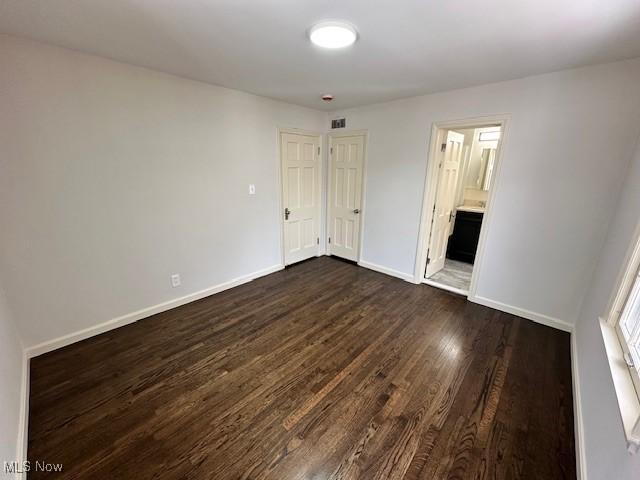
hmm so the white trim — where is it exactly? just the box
[598,216,640,453]
[327,129,369,138]
[277,128,286,267]
[277,127,324,267]
[571,333,588,480]
[414,123,443,281]
[604,219,640,327]
[277,127,325,136]
[17,262,283,477]
[357,260,414,282]
[599,317,640,453]
[358,132,369,263]
[25,263,284,358]
[327,130,369,263]
[413,115,511,293]
[422,278,469,296]
[468,294,573,332]
[319,133,330,256]
[467,119,509,299]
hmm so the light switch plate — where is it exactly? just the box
[249,184,256,195]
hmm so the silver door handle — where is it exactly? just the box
[284,208,291,220]
[353,209,360,214]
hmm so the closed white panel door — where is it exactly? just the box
[425,130,464,278]
[328,135,364,261]
[281,132,321,265]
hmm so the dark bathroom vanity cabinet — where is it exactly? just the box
[447,209,483,263]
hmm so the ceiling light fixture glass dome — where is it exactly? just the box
[309,21,357,49]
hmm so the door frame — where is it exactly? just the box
[327,129,369,263]
[277,127,325,267]
[413,115,510,299]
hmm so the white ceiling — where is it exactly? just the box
[1,0,639,110]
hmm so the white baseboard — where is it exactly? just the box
[357,261,573,332]
[357,260,415,282]
[16,263,283,474]
[468,294,573,332]
[571,333,587,480]
[14,258,582,476]
[25,264,284,358]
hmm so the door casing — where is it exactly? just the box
[414,115,510,300]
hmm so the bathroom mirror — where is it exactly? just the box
[453,127,501,209]
[479,147,496,191]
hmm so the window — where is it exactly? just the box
[478,130,501,142]
[616,264,640,395]
[603,223,640,453]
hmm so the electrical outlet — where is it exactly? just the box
[248,184,256,195]
[170,274,181,288]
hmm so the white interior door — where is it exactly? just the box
[425,130,464,278]
[328,134,365,261]
[281,132,321,265]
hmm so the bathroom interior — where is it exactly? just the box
[424,126,501,294]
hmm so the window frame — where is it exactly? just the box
[603,220,640,453]
[478,130,501,142]
[613,270,640,396]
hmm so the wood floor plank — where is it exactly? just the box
[27,256,576,479]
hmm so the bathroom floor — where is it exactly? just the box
[427,259,473,293]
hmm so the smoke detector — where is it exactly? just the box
[322,94,334,102]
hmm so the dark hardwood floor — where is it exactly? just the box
[28,256,576,479]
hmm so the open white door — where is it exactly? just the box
[281,132,321,265]
[425,130,464,278]
[328,134,365,261]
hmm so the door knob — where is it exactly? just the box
[284,208,291,220]
[353,209,360,214]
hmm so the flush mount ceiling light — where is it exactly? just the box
[309,21,357,49]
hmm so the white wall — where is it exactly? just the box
[0,36,327,348]
[3,34,640,480]
[331,59,640,325]
[0,284,25,478]
[574,134,640,480]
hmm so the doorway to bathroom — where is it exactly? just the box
[415,118,506,296]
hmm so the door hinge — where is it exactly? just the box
[318,146,320,155]
[424,250,431,276]
[330,147,333,155]
[328,237,331,244]
[624,352,635,369]
[441,143,447,152]
[317,237,320,245]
